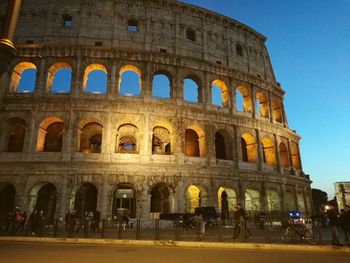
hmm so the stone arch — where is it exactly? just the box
[4,117,27,152]
[291,142,301,169]
[241,133,256,162]
[256,91,269,118]
[261,137,276,166]
[83,64,107,94]
[0,182,16,223]
[186,184,208,213]
[152,70,171,99]
[152,126,171,155]
[78,118,103,153]
[215,129,233,160]
[217,186,237,221]
[116,124,139,154]
[119,65,142,96]
[36,117,64,152]
[10,61,37,93]
[29,183,57,224]
[185,125,205,157]
[150,183,170,213]
[73,182,98,219]
[112,183,136,218]
[236,84,251,112]
[211,79,229,107]
[245,188,261,214]
[272,97,283,123]
[183,75,201,103]
[266,189,281,211]
[279,141,289,167]
[46,62,72,93]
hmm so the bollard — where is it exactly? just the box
[217,218,222,242]
[100,219,105,239]
[136,218,141,240]
[155,219,160,240]
[53,219,58,238]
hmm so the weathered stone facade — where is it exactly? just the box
[335,182,350,211]
[0,0,312,222]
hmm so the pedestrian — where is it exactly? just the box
[327,205,340,245]
[122,213,129,231]
[194,210,205,236]
[19,211,27,232]
[232,203,251,239]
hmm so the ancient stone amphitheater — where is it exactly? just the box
[0,0,312,223]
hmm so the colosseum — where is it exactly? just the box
[0,0,312,224]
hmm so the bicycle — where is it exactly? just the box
[280,221,321,245]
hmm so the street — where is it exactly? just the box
[0,241,348,263]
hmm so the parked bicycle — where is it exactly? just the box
[280,212,321,245]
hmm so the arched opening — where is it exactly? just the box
[245,189,260,215]
[35,183,57,224]
[79,122,103,153]
[279,142,289,167]
[36,117,64,152]
[241,133,256,162]
[267,189,281,211]
[43,122,64,152]
[215,130,232,160]
[74,183,98,219]
[186,185,207,213]
[116,124,138,154]
[185,129,199,157]
[10,62,37,93]
[152,73,170,99]
[272,98,283,123]
[152,126,171,155]
[0,183,16,224]
[256,91,269,118]
[211,79,229,107]
[217,187,236,221]
[83,64,107,94]
[236,85,251,112]
[46,63,72,93]
[112,185,136,218]
[150,184,170,213]
[119,65,141,96]
[291,142,301,169]
[236,43,243,56]
[5,118,26,152]
[183,77,199,103]
[261,137,276,166]
[285,191,296,211]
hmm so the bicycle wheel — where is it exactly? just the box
[304,228,321,245]
[280,227,292,243]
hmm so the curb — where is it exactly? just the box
[1,237,349,254]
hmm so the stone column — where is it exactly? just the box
[267,90,273,123]
[274,134,281,172]
[287,139,295,174]
[99,177,108,219]
[36,57,47,97]
[57,175,68,220]
[230,79,237,114]
[101,112,112,161]
[23,114,37,155]
[203,72,210,110]
[62,109,74,161]
[250,85,256,118]
[233,125,240,169]
[71,55,82,97]
[293,186,299,211]
[142,62,151,99]
[255,129,263,170]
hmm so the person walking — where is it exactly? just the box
[232,203,251,239]
[327,205,340,245]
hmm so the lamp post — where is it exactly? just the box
[0,0,22,76]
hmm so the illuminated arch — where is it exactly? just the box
[291,141,301,169]
[272,97,283,123]
[236,84,251,112]
[36,117,64,152]
[267,189,281,211]
[261,137,276,166]
[185,125,205,157]
[217,187,237,220]
[116,124,139,154]
[241,133,256,162]
[186,184,208,213]
[279,142,289,167]
[152,126,171,155]
[245,188,261,212]
[10,62,37,93]
[119,65,142,96]
[211,79,229,107]
[46,62,72,93]
[83,64,107,94]
[256,91,269,118]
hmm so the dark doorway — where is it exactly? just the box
[221,190,229,220]
[150,184,170,213]
[0,183,16,223]
[35,183,57,224]
[74,183,97,219]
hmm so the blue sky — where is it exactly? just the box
[181,0,350,199]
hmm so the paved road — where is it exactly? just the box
[0,241,349,263]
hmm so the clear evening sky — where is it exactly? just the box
[181,0,350,199]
